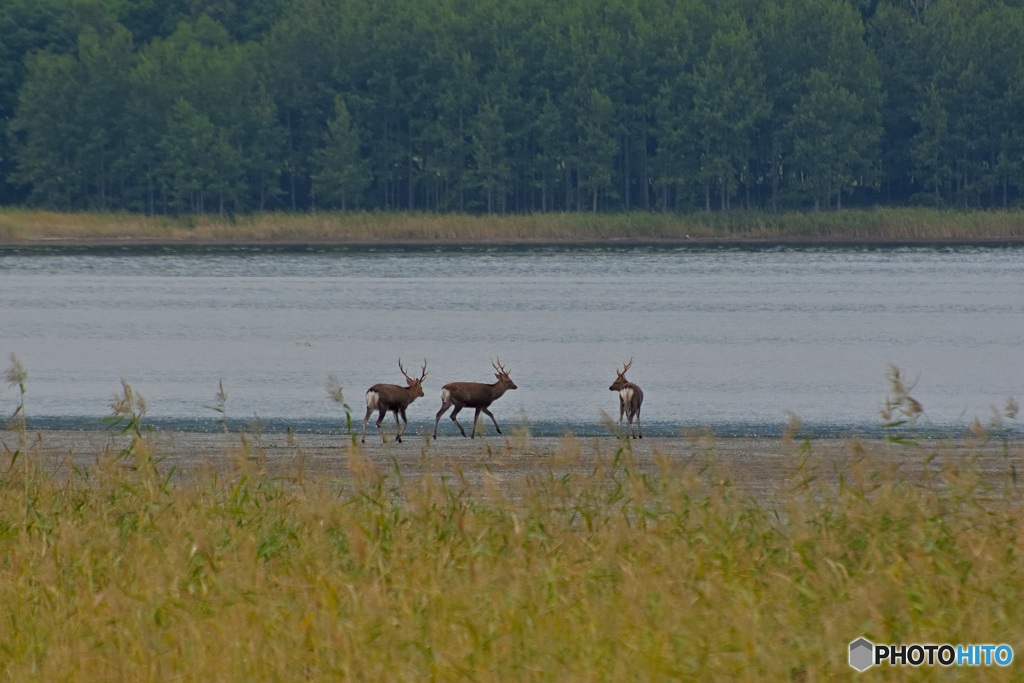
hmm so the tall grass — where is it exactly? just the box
[0,428,1021,680]
[2,207,1024,244]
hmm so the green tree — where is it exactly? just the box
[0,0,85,203]
[757,0,883,209]
[157,98,219,213]
[575,89,617,212]
[692,23,768,211]
[422,49,479,211]
[209,128,244,215]
[531,93,565,213]
[262,0,357,210]
[866,1,927,204]
[911,83,950,206]
[785,69,881,210]
[237,85,285,211]
[75,26,135,209]
[8,50,81,208]
[3,0,1024,213]
[469,101,509,214]
[312,96,369,211]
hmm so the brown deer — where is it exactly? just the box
[609,358,643,438]
[362,359,428,443]
[433,359,518,439]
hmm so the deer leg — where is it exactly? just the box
[450,406,468,437]
[433,400,452,439]
[618,397,626,425]
[396,408,408,443]
[470,408,484,439]
[376,409,388,443]
[361,405,374,444]
[390,410,402,442]
[482,407,502,435]
[635,405,642,439]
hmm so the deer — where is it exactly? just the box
[361,359,428,443]
[609,357,643,438]
[433,359,518,439]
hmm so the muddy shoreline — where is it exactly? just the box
[5,430,1020,502]
[5,235,1024,249]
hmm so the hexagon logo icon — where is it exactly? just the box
[849,638,874,671]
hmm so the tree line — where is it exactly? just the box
[1,0,1023,216]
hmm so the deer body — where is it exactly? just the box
[609,358,643,438]
[362,360,427,443]
[433,360,517,439]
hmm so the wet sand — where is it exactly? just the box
[4,429,1021,501]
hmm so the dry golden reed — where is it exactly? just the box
[0,432,1021,681]
[2,207,1023,244]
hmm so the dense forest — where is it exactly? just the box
[0,0,1022,216]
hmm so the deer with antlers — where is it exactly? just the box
[361,359,428,443]
[609,358,644,438]
[433,359,518,439]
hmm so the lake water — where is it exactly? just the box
[1,243,1022,437]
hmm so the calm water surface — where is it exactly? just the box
[1,244,1022,436]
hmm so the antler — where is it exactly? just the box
[399,358,428,382]
[619,357,633,376]
[399,358,414,382]
[491,358,511,376]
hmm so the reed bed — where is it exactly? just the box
[2,207,1024,244]
[0,424,1021,681]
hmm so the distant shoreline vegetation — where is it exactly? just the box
[2,208,1024,246]
[2,1,1023,222]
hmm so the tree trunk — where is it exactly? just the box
[458,111,465,212]
[97,157,105,210]
[286,109,296,211]
[408,135,414,210]
[641,140,650,210]
[383,114,390,210]
[618,132,626,209]
[564,162,572,211]
[771,141,780,212]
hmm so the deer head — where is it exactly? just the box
[491,358,517,390]
[609,357,633,391]
[399,358,428,398]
